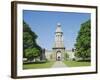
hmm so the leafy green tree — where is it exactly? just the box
[25,48,33,61]
[23,21,42,59]
[75,20,91,60]
[23,32,33,48]
[25,48,40,61]
[32,48,40,61]
[23,21,37,49]
[64,52,69,60]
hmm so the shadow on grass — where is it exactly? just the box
[77,60,91,62]
[23,61,48,64]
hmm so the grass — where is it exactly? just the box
[23,60,91,69]
[23,61,55,69]
[63,60,91,67]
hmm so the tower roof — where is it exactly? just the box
[55,23,62,32]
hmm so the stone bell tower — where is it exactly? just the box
[52,23,65,61]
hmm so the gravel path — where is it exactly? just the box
[52,61,67,68]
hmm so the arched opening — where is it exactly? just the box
[56,51,61,61]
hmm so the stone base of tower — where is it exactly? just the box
[51,47,65,61]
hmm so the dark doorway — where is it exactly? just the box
[56,51,61,61]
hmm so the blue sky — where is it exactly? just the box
[23,10,90,50]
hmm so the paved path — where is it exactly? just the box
[52,61,67,68]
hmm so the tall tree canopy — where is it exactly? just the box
[23,21,42,59]
[75,20,91,60]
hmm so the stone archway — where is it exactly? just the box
[56,51,62,61]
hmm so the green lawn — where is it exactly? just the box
[63,61,91,67]
[23,61,54,69]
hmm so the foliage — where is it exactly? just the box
[23,21,42,60]
[75,20,91,60]
[25,48,33,61]
[32,48,40,58]
[25,48,40,61]
[23,21,37,49]
[23,32,34,48]
[64,52,69,60]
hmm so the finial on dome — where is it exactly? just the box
[55,23,62,32]
[57,23,61,27]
